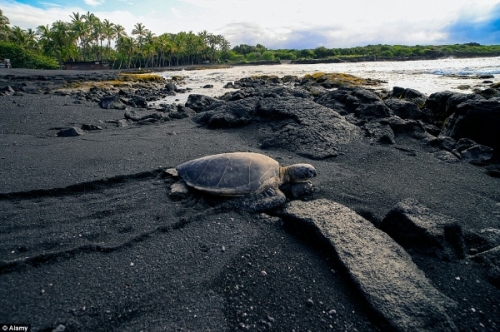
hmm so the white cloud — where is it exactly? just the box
[0,1,84,29]
[170,7,182,19]
[1,0,499,47]
[84,0,105,6]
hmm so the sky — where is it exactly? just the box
[1,0,499,49]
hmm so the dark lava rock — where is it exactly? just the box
[384,99,429,121]
[0,85,15,96]
[389,86,427,106]
[99,95,127,110]
[363,122,396,144]
[219,85,311,102]
[429,136,457,152]
[477,88,500,99]
[281,199,457,332]
[57,127,85,137]
[185,94,221,112]
[194,87,362,160]
[472,246,500,288]
[168,105,196,120]
[355,101,393,119]
[127,96,148,108]
[424,91,484,125]
[380,198,466,260]
[125,109,169,123]
[193,97,258,128]
[465,228,500,255]
[314,86,381,115]
[478,74,495,79]
[460,144,494,163]
[81,124,102,131]
[454,138,476,152]
[379,117,430,140]
[165,82,177,92]
[255,97,362,159]
[440,99,500,152]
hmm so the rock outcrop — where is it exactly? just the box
[380,198,466,260]
[440,99,500,153]
[280,199,458,332]
[192,86,362,159]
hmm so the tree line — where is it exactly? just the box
[0,9,231,69]
[0,9,499,70]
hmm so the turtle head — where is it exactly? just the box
[286,164,317,183]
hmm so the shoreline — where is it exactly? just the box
[2,54,499,76]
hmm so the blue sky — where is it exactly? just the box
[1,0,499,49]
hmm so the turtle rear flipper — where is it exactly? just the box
[240,187,286,212]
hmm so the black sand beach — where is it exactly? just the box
[0,68,499,331]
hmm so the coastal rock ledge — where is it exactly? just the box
[280,199,458,332]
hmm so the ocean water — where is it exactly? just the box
[156,57,499,104]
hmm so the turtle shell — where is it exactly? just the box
[176,152,281,196]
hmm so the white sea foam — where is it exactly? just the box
[155,57,499,105]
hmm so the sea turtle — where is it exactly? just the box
[167,152,317,212]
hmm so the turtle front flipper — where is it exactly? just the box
[240,187,286,212]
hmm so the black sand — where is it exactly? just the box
[0,69,499,331]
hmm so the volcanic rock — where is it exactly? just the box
[280,199,457,332]
[99,95,127,110]
[314,86,382,115]
[380,198,466,260]
[57,127,85,137]
[472,246,500,288]
[384,98,429,121]
[185,94,221,112]
[440,99,500,152]
[81,124,102,131]
[194,87,362,159]
[465,228,500,254]
[363,122,396,144]
[389,86,427,106]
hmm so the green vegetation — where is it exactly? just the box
[0,41,59,69]
[285,43,500,61]
[0,8,498,70]
[0,9,231,69]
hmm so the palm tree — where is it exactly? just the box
[24,28,38,51]
[197,30,210,62]
[143,30,157,67]
[36,24,54,57]
[49,20,78,62]
[111,24,127,68]
[185,31,199,64]
[157,33,175,66]
[114,24,126,40]
[132,23,147,48]
[69,12,87,60]
[143,42,156,68]
[102,19,115,60]
[0,9,11,41]
[10,26,27,45]
[117,35,136,69]
[132,23,149,67]
[173,32,188,65]
[207,33,218,62]
[82,12,101,60]
[220,37,231,60]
